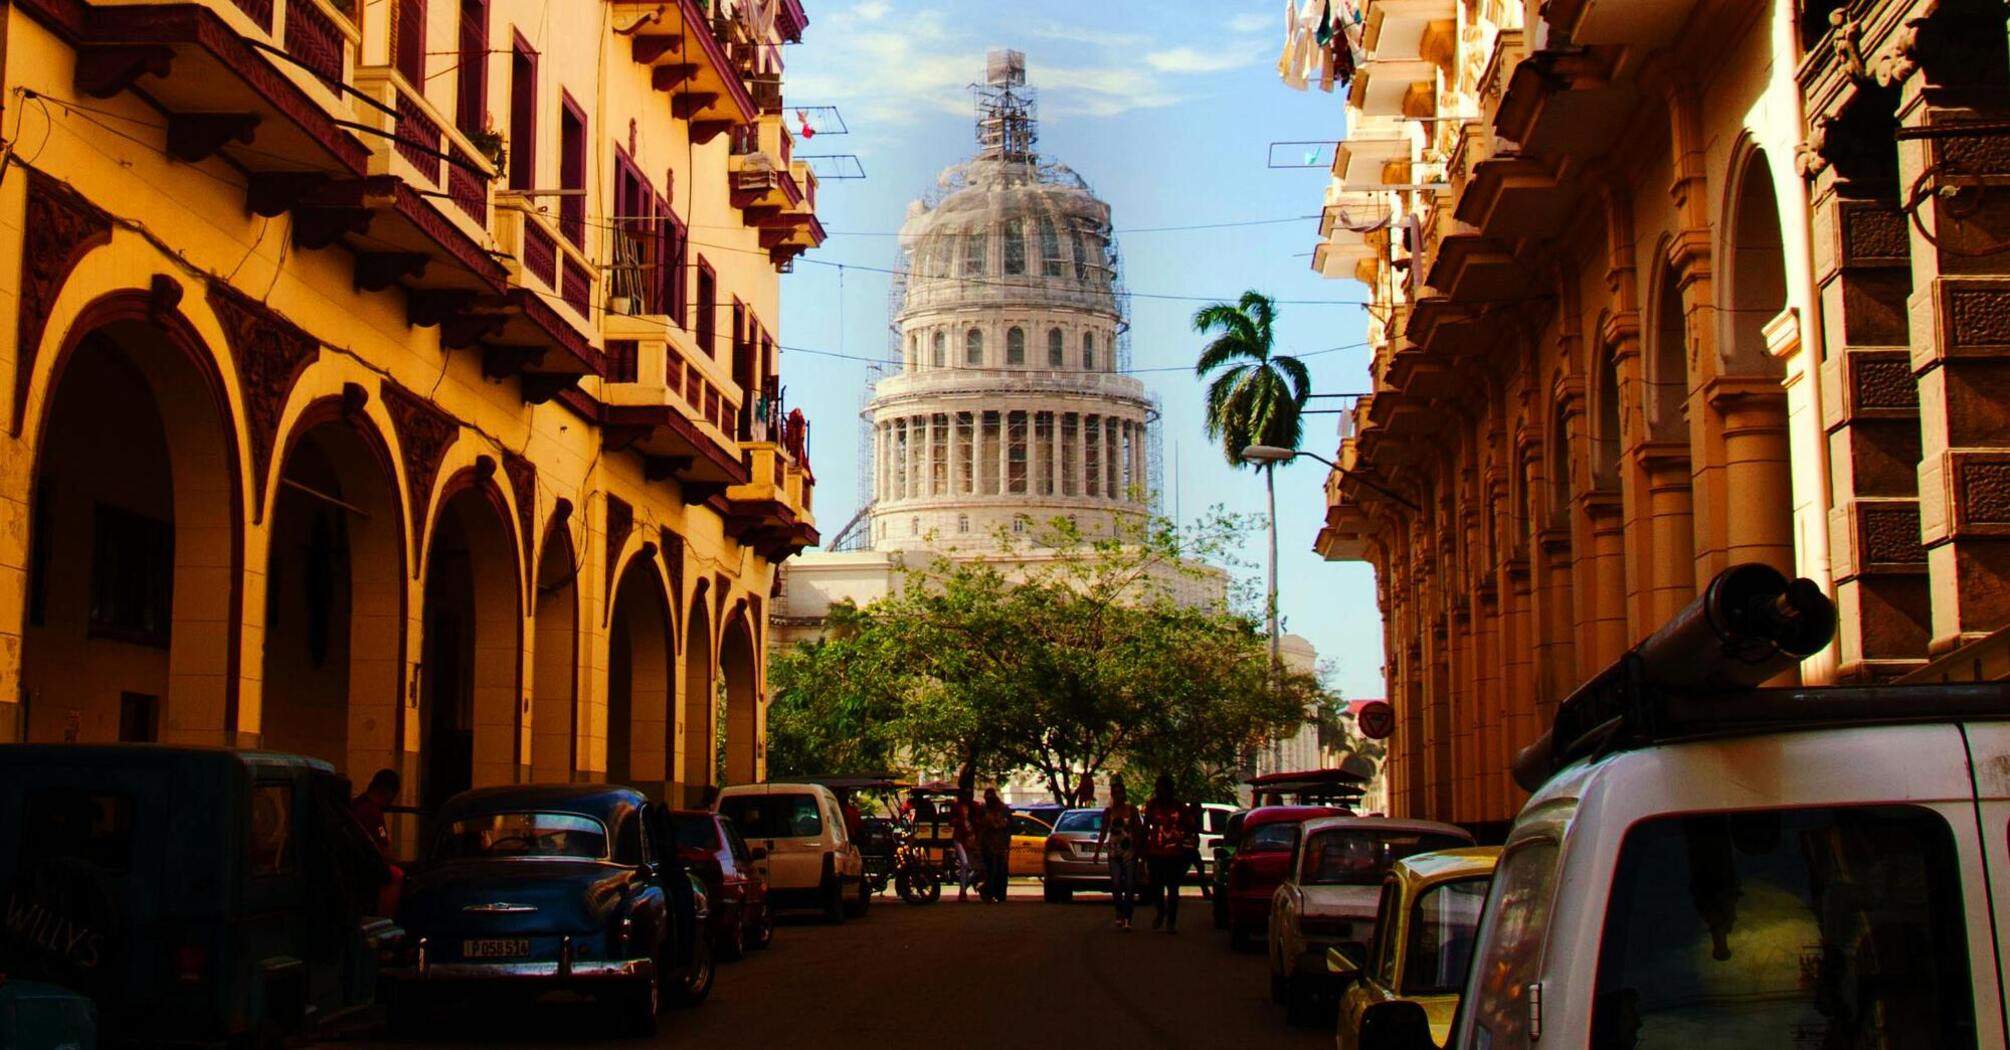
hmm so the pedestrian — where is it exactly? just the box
[1143,774,1192,932]
[837,789,864,842]
[350,768,403,916]
[949,791,980,902]
[979,789,1012,902]
[1186,799,1212,901]
[1075,772,1097,808]
[1091,778,1142,930]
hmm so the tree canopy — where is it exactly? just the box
[1193,290,1312,467]
[766,513,1334,802]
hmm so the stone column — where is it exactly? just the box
[1050,413,1064,497]
[998,409,1012,496]
[1891,8,2010,655]
[921,414,936,498]
[947,412,962,495]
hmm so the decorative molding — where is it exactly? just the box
[380,379,462,560]
[501,449,537,579]
[604,493,634,606]
[207,281,321,520]
[13,172,112,436]
[1858,502,1928,567]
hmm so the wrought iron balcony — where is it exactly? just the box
[596,315,750,498]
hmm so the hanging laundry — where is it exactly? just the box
[1315,0,1334,47]
[1278,0,1310,90]
[796,109,816,138]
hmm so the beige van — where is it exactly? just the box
[714,782,869,922]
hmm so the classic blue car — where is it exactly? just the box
[384,784,710,1036]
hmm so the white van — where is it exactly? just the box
[1359,565,2010,1050]
[714,782,869,922]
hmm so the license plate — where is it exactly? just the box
[463,938,530,959]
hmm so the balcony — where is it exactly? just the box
[595,314,749,498]
[612,0,758,146]
[1544,0,1700,47]
[1333,133,1416,193]
[725,437,820,559]
[1360,0,1457,59]
[1493,48,1631,158]
[1313,188,1390,285]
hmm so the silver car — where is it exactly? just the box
[1039,808,1110,902]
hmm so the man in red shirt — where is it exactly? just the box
[351,769,402,916]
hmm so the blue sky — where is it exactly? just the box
[773,0,1386,701]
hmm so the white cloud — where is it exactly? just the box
[1022,19,1149,48]
[1145,46,1256,74]
[851,0,892,21]
[1228,11,1276,33]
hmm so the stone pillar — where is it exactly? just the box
[1892,7,2010,655]
[947,412,962,495]
[998,409,1012,496]
[1050,413,1064,497]
[1712,378,1797,572]
[921,413,936,498]
[1581,495,1628,669]
[1639,445,1697,626]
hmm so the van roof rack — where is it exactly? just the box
[1514,564,2010,790]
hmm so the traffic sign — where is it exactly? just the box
[1357,700,1395,740]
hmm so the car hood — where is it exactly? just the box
[402,859,636,936]
[1297,884,1381,918]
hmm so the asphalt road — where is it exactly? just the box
[328,882,1333,1050]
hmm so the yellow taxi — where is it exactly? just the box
[1008,811,1053,877]
[1327,846,1500,1050]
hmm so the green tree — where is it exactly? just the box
[764,602,906,778]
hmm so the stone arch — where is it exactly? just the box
[1720,142,1791,378]
[719,601,760,786]
[416,466,524,807]
[1591,317,1623,490]
[607,551,673,790]
[1645,243,1690,440]
[259,389,406,784]
[1716,142,1797,575]
[530,507,579,782]
[679,587,715,806]
[20,285,245,747]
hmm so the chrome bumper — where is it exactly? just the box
[384,936,654,983]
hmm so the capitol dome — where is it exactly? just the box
[858,51,1158,552]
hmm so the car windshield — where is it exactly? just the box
[673,816,718,851]
[719,794,823,838]
[1243,821,1300,852]
[1053,810,1103,833]
[1203,808,1232,835]
[1403,876,1489,996]
[1301,829,1469,885]
[437,812,608,860]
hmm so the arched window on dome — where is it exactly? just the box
[1070,227,1089,281]
[1039,218,1063,277]
[932,331,946,368]
[965,328,984,366]
[905,333,917,369]
[1047,328,1064,367]
[1002,218,1026,275]
[963,230,987,276]
[1007,327,1025,365]
[1082,331,1096,370]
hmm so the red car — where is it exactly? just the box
[672,810,774,960]
[1222,806,1350,949]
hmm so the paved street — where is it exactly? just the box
[331,885,1329,1050]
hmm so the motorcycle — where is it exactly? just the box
[890,823,942,904]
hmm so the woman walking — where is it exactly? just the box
[1091,779,1143,930]
[979,789,1012,902]
[949,792,980,902]
[1143,774,1193,932]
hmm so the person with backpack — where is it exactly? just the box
[1091,778,1143,930]
[1142,774,1193,932]
[979,789,1012,902]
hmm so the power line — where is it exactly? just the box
[811,215,1322,237]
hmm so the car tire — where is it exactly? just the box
[715,911,746,962]
[843,875,871,918]
[747,901,775,950]
[822,874,845,924]
[1043,882,1073,903]
[669,935,713,1007]
[619,972,661,1036]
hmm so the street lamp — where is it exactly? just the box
[1240,445,1422,512]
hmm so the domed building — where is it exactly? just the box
[863,50,1157,550]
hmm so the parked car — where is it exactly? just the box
[715,782,869,921]
[1008,811,1053,877]
[1328,847,1498,1050]
[1268,817,1475,1023]
[1194,802,1237,885]
[671,810,773,960]
[1211,808,1250,928]
[1221,806,1351,948]
[1390,565,2010,1050]
[0,745,398,1047]
[1040,808,1107,901]
[384,784,709,1037]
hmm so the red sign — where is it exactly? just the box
[1356,700,1395,741]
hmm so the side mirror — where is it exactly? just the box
[1326,945,1362,978]
[748,846,768,862]
[1358,999,1435,1050]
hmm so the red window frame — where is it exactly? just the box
[558,91,587,248]
[393,0,427,86]
[507,31,537,190]
[695,259,717,358]
[455,0,488,136]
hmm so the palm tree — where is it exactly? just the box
[1193,290,1310,691]
[1193,291,1311,466]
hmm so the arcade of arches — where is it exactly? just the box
[1310,0,2010,827]
[1,214,809,845]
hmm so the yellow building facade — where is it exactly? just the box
[0,0,823,824]
[1300,0,2010,825]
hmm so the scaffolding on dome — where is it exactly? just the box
[974,49,1037,163]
